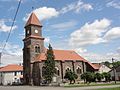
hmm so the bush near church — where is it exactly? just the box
[81,72,111,84]
[64,69,78,84]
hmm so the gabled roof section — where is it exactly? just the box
[25,12,42,27]
[36,49,86,61]
[92,63,102,69]
[35,49,98,70]
[0,64,23,72]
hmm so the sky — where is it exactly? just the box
[0,0,120,66]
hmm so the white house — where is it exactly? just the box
[0,64,23,85]
[92,63,111,73]
[109,65,120,81]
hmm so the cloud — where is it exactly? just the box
[44,37,50,43]
[69,18,111,47]
[104,27,120,41]
[0,43,22,66]
[23,1,93,21]
[74,47,120,63]
[50,20,77,31]
[106,0,120,9]
[8,6,15,11]
[0,19,17,32]
[60,0,93,14]
[84,52,120,63]
[0,0,29,3]
[0,42,22,56]
[117,47,120,53]
[23,7,59,21]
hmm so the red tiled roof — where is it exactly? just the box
[36,49,98,70]
[0,64,23,72]
[36,49,86,61]
[92,63,102,69]
[25,12,42,27]
[0,67,3,69]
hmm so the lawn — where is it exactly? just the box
[64,82,120,88]
[96,87,120,90]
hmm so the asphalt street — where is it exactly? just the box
[0,85,120,90]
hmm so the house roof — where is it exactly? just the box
[25,12,42,27]
[0,64,23,72]
[92,63,102,69]
[36,49,98,70]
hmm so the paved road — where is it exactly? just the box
[0,85,120,90]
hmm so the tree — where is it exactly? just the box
[81,73,86,83]
[113,61,120,68]
[81,72,95,84]
[103,61,111,68]
[64,69,78,84]
[95,73,103,82]
[43,44,55,84]
[102,72,111,82]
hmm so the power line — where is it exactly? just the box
[0,0,22,65]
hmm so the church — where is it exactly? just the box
[23,12,97,85]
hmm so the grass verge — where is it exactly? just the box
[96,87,120,90]
[64,83,120,88]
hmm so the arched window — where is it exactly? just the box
[38,47,40,53]
[65,66,71,72]
[35,45,40,53]
[42,66,46,77]
[76,67,82,74]
[35,46,38,53]
[55,67,60,76]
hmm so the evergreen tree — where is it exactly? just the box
[43,44,55,84]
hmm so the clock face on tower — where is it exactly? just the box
[35,29,38,33]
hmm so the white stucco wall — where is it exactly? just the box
[0,71,23,85]
[99,65,111,73]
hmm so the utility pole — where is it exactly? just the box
[112,58,116,84]
[0,52,2,85]
[0,52,1,66]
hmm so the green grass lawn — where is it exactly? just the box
[64,82,120,88]
[96,87,120,90]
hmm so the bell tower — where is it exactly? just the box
[23,12,44,85]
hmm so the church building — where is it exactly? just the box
[23,12,97,85]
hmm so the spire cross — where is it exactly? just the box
[32,7,34,11]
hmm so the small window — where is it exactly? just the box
[55,67,60,76]
[21,72,23,75]
[42,66,46,77]
[35,45,40,53]
[76,67,82,74]
[0,73,2,77]
[14,72,17,76]
[38,47,40,53]
[35,46,38,53]
[66,67,71,72]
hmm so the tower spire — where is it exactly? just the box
[25,12,42,27]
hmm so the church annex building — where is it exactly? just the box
[23,13,97,85]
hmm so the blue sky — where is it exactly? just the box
[0,0,120,65]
